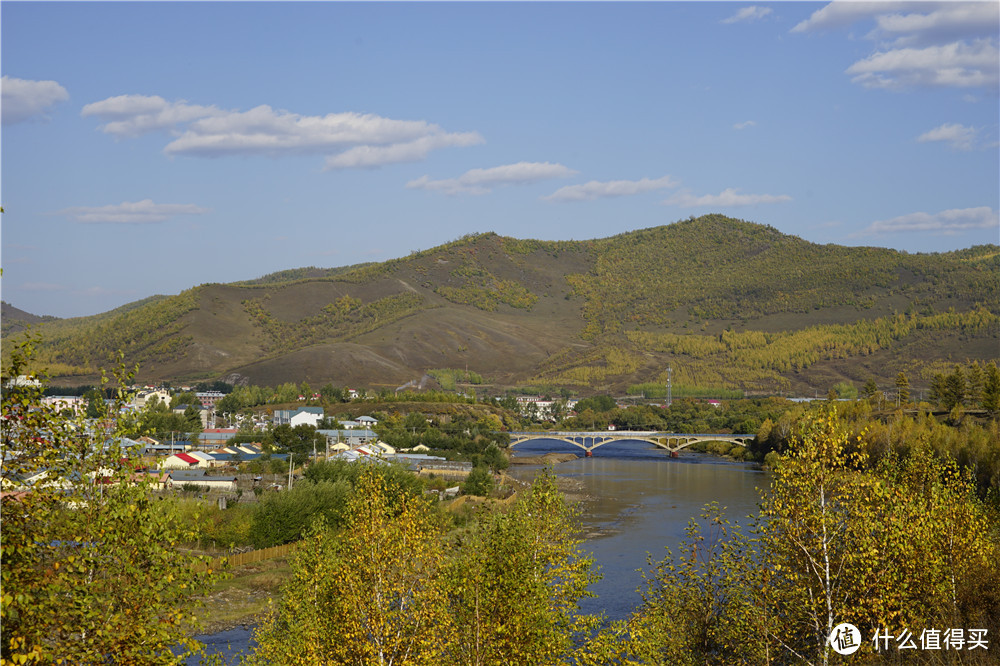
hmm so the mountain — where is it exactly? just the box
[1,301,61,336]
[4,215,998,396]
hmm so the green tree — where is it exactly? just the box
[1,337,212,664]
[894,371,910,405]
[319,382,345,403]
[481,442,509,472]
[170,390,198,408]
[82,386,106,418]
[830,381,857,400]
[461,465,494,496]
[967,361,985,407]
[942,364,966,409]
[982,362,1000,413]
[575,394,617,413]
[271,423,324,463]
[248,478,353,548]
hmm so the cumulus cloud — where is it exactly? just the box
[325,132,484,169]
[81,94,222,137]
[864,207,998,235]
[57,199,210,224]
[792,2,925,34]
[847,39,999,90]
[407,162,577,196]
[793,2,999,91]
[1,76,69,125]
[722,6,773,24]
[917,122,979,150]
[82,94,482,168]
[871,3,999,47]
[544,176,678,202]
[666,188,792,207]
[733,120,756,130]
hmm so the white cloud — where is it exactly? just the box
[871,3,999,47]
[792,2,928,34]
[666,188,792,207]
[166,106,451,157]
[325,132,484,169]
[846,38,999,90]
[58,199,210,224]
[793,2,999,91]
[82,94,482,168]
[1,76,69,125]
[722,6,773,25]
[407,162,577,196]
[865,207,998,235]
[81,94,222,137]
[544,176,678,202]
[917,122,978,150]
[733,120,756,130]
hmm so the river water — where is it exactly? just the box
[186,439,766,662]
[507,439,768,620]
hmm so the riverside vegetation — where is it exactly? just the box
[4,336,1000,664]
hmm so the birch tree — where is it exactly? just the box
[250,466,450,666]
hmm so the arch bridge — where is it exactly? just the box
[507,431,755,455]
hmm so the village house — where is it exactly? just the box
[273,407,325,427]
[132,389,170,410]
[318,428,377,450]
[40,395,87,414]
[167,469,237,492]
[196,391,226,409]
[198,428,239,448]
[340,415,379,429]
[159,452,203,470]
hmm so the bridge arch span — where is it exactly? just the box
[507,431,754,454]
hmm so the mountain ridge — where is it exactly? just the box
[4,215,997,395]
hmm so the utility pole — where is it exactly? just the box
[667,366,673,408]
[287,455,293,491]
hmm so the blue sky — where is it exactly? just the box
[2,1,998,319]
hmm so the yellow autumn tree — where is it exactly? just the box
[1,337,212,665]
[611,407,998,665]
[444,469,600,666]
[758,411,996,663]
[249,465,450,666]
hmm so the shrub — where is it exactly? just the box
[249,479,352,548]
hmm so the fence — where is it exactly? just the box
[193,542,299,572]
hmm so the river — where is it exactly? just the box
[507,438,768,620]
[186,439,766,663]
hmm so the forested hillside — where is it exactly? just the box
[1,301,60,336]
[4,216,997,396]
